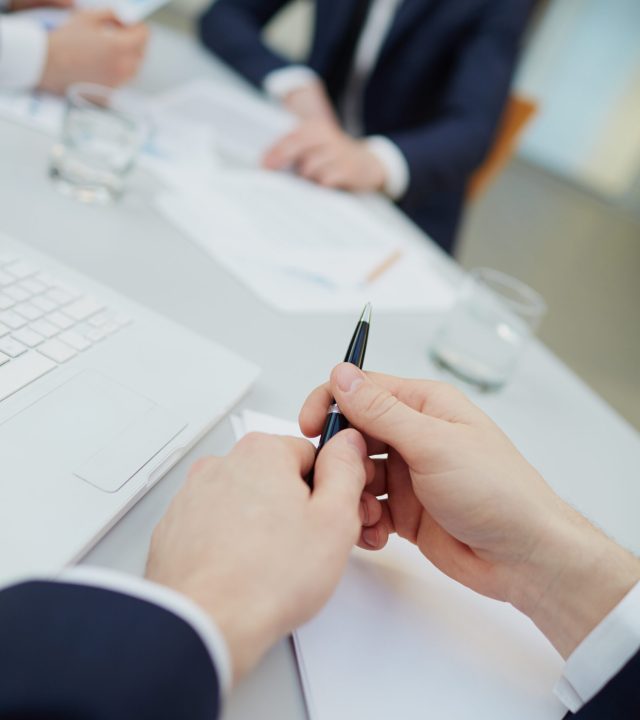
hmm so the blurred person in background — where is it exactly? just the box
[0,0,148,94]
[199,0,536,254]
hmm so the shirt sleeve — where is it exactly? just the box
[554,580,640,713]
[59,566,233,697]
[365,135,411,200]
[263,64,320,101]
[0,16,48,90]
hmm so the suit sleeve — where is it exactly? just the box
[385,0,533,208]
[198,0,296,87]
[567,649,640,717]
[0,579,222,720]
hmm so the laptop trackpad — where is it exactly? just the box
[75,402,187,493]
[1,370,186,495]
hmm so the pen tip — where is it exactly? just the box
[360,302,372,324]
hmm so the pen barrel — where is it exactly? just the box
[344,321,369,368]
[304,405,350,489]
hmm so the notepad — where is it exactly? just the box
[231,410,567,719]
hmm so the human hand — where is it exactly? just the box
[38,10,149,95]
[8,0,71,10]
[300,363,640,658]
[263,119,387,193]
[146,430,376,683]
[282,80,337,123]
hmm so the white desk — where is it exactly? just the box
[1,24,639,720]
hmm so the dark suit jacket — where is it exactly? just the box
[199,0,534,253]
[566,648,640,718]
[0,580,639,718]
[0,581,220,720]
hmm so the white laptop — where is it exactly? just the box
[0,231,260,586]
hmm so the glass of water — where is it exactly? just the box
[430,268,547,390]
[49,83,146,204]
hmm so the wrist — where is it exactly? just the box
[173,577,283,685]
[508,506,640,658]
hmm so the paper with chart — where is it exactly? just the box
[156,169,455,313]
[231,409,567,720]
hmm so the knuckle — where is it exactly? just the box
[187,455,216,479]
[362,388,399,423]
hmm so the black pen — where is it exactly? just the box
[305,302,371,489]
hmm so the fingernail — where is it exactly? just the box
[362,527,378,548]
[359,498,369,525]
[335,363,365,393]
[341,429,367,460]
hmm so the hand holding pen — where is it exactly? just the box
[305,303,371,489]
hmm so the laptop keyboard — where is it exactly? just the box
[0,253,131,403]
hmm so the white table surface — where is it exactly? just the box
[1,24,639,720]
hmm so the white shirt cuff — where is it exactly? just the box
[365,135,410,200]
[0,16,48,90]
[554,580,640,713]
[263,65,320,101]
[56,566,233,697]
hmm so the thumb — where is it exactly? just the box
[330,363,432,463]
[312,429,367,542]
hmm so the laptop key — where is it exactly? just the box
[58,330,91,351]
[46,312,74,330]
[65,297,104,322]
[30,319,58,338]
[14,302,43,321]
[0,351,56,402]
[0,352,9,366]
[0,310,26,329]
[0,293,15,310]
[0,337,28,357]
[12,328,44,348]
[39,339,77,363]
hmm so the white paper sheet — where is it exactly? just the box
[14,0,170,27]
[151,79,297,166]
[156,170,454,313]
[231,410,567,720]
[0,88,218,184]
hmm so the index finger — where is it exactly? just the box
[231,432,317,480]
[298,381,388,456]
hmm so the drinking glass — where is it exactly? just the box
[430,268,547,390]
[49,83,146,204]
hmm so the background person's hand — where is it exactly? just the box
[146,430,376,683]
[300,363,640,658]
[8,0,72,10]
[281,80,337,124]
[38,10,149,95]
[263,119,387,193]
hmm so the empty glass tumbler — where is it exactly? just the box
[430,268,547,390]
[49,83,146,204]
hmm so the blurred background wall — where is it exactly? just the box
[155,0,640,430]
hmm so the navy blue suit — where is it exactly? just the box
[0,580,638,717]
[199,0,534,253]
[0,581,220,720]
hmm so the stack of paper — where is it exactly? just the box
[231,409,566,720]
